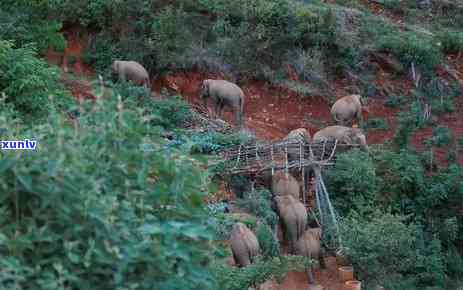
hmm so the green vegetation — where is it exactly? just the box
[366,117,388,130]
[0,40,72,119]
[385,95,407,108]
[431,125,454,147]
[0,93,214,290]
[2,0,463,289]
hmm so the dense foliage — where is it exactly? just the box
[2,0,463,290]
[0,94,214,290]
[0,40,72,119]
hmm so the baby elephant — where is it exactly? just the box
[111,60,150,90]
[296,228,325,285]
[200,79,245,128]
[331,94,366,126]
[313,125,369,152]
[230,222,260,267]
[275,195,307,254]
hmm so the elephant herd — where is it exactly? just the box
[229,171,324,285]
[111,60,368,153]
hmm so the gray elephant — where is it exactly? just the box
[283,128,312,188]
[111,60,151,91]
[296,228,325,285]
[330,94,365,126]
[200,79,245,127]
[275,195,307,254]
[313,125,369,152]
[230,222,260,267]
[272,171,300,200]
[284,128,311,143]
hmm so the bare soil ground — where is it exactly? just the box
[44,23,463,290]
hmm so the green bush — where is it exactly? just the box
[377,30,441,70]
[0,40,72,119]
[385,95,407,108]
[235,189,278,229]
[210,256,307,290]
[149,5,194,72]
[0,95,214,290]
[325,150,381,215]
[393,111,416,148]
[340,211,417,289]
[190,131,249,155]
[439,30,463,53]
[374,149,425,212]
[0,1,65,52]
[256,223,280,259]
[366,117,388,130]
[431,126,453,147]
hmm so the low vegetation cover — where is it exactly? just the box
[1,0,463,290]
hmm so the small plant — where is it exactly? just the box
[235,189,278,229]
[366,117,388,130]
[457,137,463,150]
[211,255,307,290]
[431,125,453,147]
[376,30,441,70]
[256,223,280,259]
[439,30,463,53]
[385,95,406,108]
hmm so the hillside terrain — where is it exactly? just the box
[1,1,463,290]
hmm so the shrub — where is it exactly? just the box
[393,111,416,148]
[256,223,280,259]
[431,126,453,147]
[149,6,194,72]
[235,189,278,229]
[190,131,249,155]
[366,117,388,130]
[0,1,65,52]
[374,149,425,212]
[210,255,307,290]
[439,30,463,53]
[385,95,407,108]
[0,41,72,119]
[0,94,215,290]
[377,30,441,70]
[325,150,381,215]
[340,211,417,289]
[431,96,454,115]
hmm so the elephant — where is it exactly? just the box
[313,125,369,152]
[330,94,365,126]
[272,171,300,200]
[284,128,311,144]
[230,222,260,267]
[200,79,245,128]
[275,195,307,254]
[296,228,325,285]
[111,60,151,92]
[283,128,312,189]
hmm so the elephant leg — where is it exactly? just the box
[306,267,316,284]
[218,103,225,119]
[119,72,127,82]
[213,101,220,119]
[235,108,243,127]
